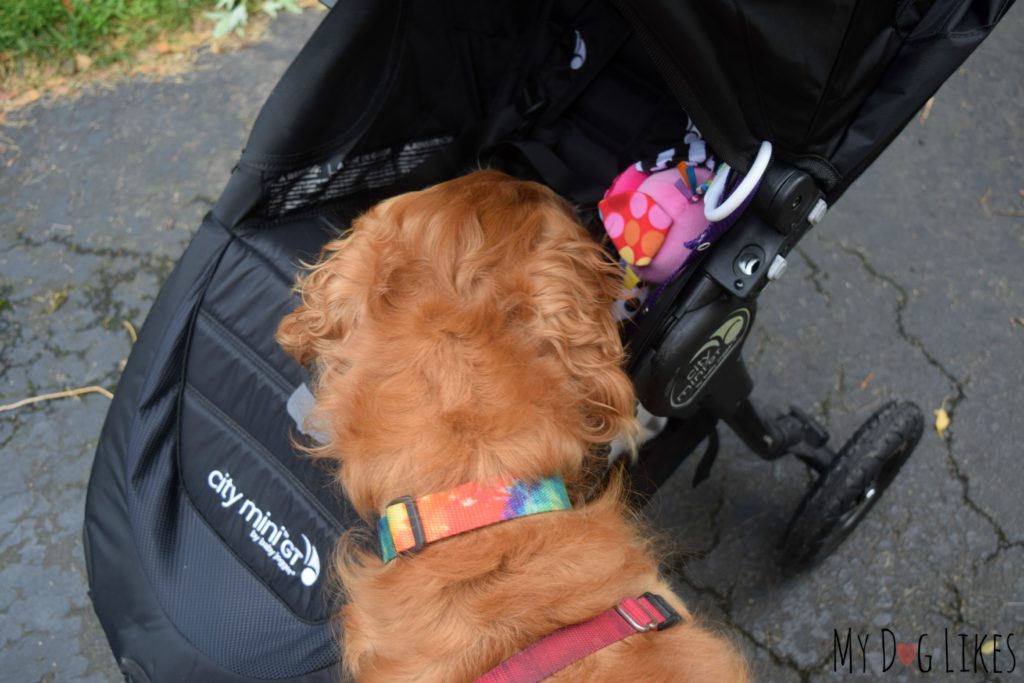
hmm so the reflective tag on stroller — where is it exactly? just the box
[287,383,329,444]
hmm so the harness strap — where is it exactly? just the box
[476,593,682,683]
[377,475,570,562]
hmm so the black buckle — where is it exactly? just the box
[386,495,426,554]
[641,592,683,631]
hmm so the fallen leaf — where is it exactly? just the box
[979,189,993,215]
[978,189,1024,217]
[74,53,92,71]
[155,41,173,55]
[1011,317,1024,330]
[122,319,138,343]
[13,89,41,108]
[919,96,935,124]
[45,288,69,313]
[981,639,996,656]
[859,371,875,391]
[934,407,951,438]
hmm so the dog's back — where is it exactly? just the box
[278,170,749,682]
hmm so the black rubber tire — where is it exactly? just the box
[781,401,924,572]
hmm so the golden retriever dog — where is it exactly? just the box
[277,170,748,682]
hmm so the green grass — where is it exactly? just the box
[1,0,209,75]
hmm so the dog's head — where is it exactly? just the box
[278,170,638,514]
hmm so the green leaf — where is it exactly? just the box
[261,0,301,18]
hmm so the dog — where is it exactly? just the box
[277,170,749,682]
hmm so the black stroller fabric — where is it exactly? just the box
[85,216,359,682]
[83,1,1014,681]
[612,0,1015,200]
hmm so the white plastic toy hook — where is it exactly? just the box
[703,140,773,223]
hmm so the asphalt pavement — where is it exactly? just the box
[0,7,1021,682]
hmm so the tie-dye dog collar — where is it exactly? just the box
[377,474,571,563]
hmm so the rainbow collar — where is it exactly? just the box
[377,474,571,562]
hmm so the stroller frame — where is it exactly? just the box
[424,3,927,568]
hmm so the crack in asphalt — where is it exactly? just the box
[794,246,833,309]
[702,485,727,560]
[0,423,19,453]
[928,578,990,638]
[837,243,962,391]
[0,223,164,399]
[14,231,176,277]
[673,568,830,682]
[815,365,847,428]
[663,501,833,683]
[838,243,1021,571]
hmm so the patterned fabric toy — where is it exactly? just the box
[598,161,714,284]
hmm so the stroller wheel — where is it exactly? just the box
[780,401,924,572]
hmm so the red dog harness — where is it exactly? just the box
[476,592,682,682]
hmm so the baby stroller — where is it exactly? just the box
[83,0,1014,681]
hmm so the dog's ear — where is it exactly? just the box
[276,298,325,367]
[523,200,640,450]
[276,216,382,367]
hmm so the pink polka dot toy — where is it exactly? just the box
[598,162,713,284]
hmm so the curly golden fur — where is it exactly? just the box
[277,170,749,682]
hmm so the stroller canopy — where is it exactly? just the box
[612,0,1014,200]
